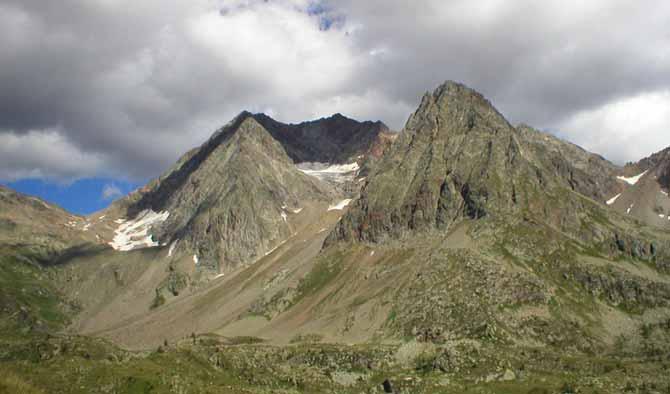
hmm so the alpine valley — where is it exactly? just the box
[2,81,670,394]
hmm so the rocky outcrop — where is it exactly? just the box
[571,265,670,310]
[606,232,670,272]
[253,113,391,164]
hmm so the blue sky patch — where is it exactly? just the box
[3,177,143,216]
[306,1,343,31]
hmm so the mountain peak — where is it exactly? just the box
[406,81,510,136]
[121,113,331,271]
[433,79,480,95]
[328,82,526,243]
[109,109,391,271]
[425,80,491,107]
[327,80,624,244]
[236,109,254,118]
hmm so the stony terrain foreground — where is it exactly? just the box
[1,81,670,393]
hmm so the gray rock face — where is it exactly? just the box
[636,146,670,194]
[515,124,622,202]
[607,146,670,228]
[627,146,670,176]
[253,112,392,164]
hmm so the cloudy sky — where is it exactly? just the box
[1,0,669,210]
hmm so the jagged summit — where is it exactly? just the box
[328,81,629,244]
[200,110,391,166]
[252,112,391,164]
[629,145,670,185]
[329,81,533,242]
[407,80,512,133]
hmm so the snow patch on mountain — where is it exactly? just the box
[109,210,169,251]
[617,170,648,185]
[606,193,621,205]
[297,162,360,184]
[64,220,78,229]
[328,199,353,211]
[168,240,178,257]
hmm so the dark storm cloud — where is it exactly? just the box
[330,1,670,126]
[1,0,669,181]
[0,0,285,178]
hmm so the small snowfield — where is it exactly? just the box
[328,199,353,211]
[109,210,169,251]
[297,162,360,184]
[617,170,648,185]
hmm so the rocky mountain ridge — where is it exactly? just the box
[0,185,100,261]
[2,80,670,393]
[79,111,394,273]
[253,112,392,164]
[328,81,633,245]
[605,146,670,227]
